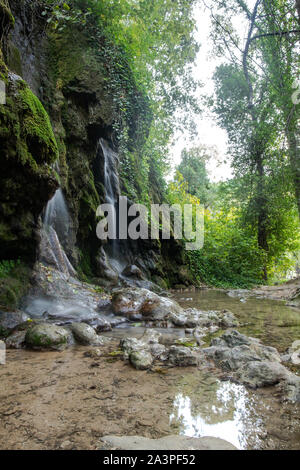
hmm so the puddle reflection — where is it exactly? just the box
[170,380,265,449]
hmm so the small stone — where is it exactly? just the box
[130,350,153,370]
[168,345,199,367]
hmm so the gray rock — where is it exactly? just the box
[0,311,30,336]
[168,345,199,367]
[120,337,149,360]
[5,330,26,349]
[203,345,262,371]
[150,343,168,361]
[70,322,100,345]
[211,330,257,348]
[279,375,300,402]
[122,265,145,280]
[112,288,183,320]
[25,322,71,351]
[236,361,291,388]
[170,309,238,329]
[129,350,153,370]
[141,328,161,344]
[211,331,281,363]
[100,435,237,450]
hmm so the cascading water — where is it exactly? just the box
[99,138,127,274]
[44,188,71,249]
[40,185,76,277]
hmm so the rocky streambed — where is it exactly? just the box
[1,266,300,450]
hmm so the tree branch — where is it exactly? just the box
[250,29,300,43]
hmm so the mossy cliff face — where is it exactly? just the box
[0,0,189,287]
[0,3,58,262]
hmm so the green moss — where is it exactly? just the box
[17,84,58,165]
[0,325,9,339]
[175,339,198,348]
[0,263,31,311]
[7,43,22,76]
[0,1,15,31]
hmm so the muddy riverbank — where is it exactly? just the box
[1,289,300,450]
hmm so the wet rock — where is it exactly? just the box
[204,330,281,372]
[129,350,153,370]
[279,375,300,402]
[107,316,128,329]
[211,330,257,348]
[220,310,239,328]
[170,309,238,329]
[141,328,161,344]
[122,265,145,280]
[203,329,300,401]
[70,323,100,345]
[193,326,219,345]
[0,310,30,336]
[211,330,281,363]
[120,337,148,360]
[227,289,250,299]
[150,343,168,361]
[5,330,26,349]
[39,226,76,278]
[92,316,112,332]
[25,322,71,351]
[100,435,237,450]
[281,340,300,365]
[236,361,291,388]
[96,247,119,283]
[168,345,199,367]
[112,288,183,320]
[203,345,265,371]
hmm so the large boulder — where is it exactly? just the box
[170,309,238,329]
[211,330,281,363]
[25,322,71,351]
[203,329,300,401]
[236,361,291,388]
[112,288,183,321]
[70,322,100,345]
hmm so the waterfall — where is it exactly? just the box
[44,188,71,249]
[99,138,126,274]
[40,187,76,277]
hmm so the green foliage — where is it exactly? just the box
[177,145,217,207]
[0,262,31,310]
[0,259,20,278]
[41,0,200,202]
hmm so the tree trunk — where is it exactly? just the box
[296,0,300,23]
[256,154,269,280]
[287,130,300,218]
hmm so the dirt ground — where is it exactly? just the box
[1,340,300,450]
[0,342,193,450]
[252,278,300,301]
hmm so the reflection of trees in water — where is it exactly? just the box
[170,373,265,449]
